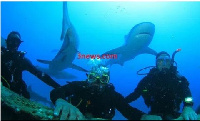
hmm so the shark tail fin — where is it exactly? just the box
[37,59,52,64]
[60,1,71,40]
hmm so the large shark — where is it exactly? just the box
[37,2,88,78]
[102,22,157,66]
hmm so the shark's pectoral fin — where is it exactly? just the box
[140,47,157,56]
[37,59,52,64]
[70,64,89,72]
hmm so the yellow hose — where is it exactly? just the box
[1,76,10,89]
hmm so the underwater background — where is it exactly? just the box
[1,1,200,120]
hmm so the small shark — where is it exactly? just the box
[27,85,54,108]
[37,2,88,78]
[35,66,77,79]
[102,22,157,66]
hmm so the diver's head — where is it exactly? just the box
[156,51,172,72]
[87,65,110,87]
[6,31,23,51]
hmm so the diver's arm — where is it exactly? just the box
[23,58,60,88]
[50,82,77,104]
[181,77,197,120]
[114,91,145,120]
[181,77,193,107]
[51,82,85,120]
[125,88,141,103]
[50,84,70,104]
[115,92,162,120]
[125,78,145,103]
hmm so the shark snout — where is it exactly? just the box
[134,22,155,36]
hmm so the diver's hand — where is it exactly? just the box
[54,98,85,120]
[181,106,197,120]
[140,114,162,120]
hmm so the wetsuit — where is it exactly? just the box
[50,81,145,120]
[125,67,193,120]
[196,106,200,114]
[1,47,60,99]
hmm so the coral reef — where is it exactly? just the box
[1,84,199,120]
[1,85,105,120]
[1,85,57,120]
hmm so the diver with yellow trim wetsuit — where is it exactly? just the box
[1,31,60,99]
[125,50,197,120]
[50,61,162,120]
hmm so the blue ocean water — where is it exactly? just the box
[1,1,200,120]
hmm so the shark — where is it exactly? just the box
[102,22,157,66]
[37,2,88,78]
[27,86,54,108]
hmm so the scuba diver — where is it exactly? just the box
[1,31,61,99]
[125,49,197,120]
[50,59,162,120]
[196,105,200,114]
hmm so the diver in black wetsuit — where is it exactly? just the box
[125,50,197,120]
[1,31,60,99]
[196,105,200,114]
[50,64,162,120]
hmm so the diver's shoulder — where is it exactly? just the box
[67,81,87,87]
[1,47,6,55]
[18,51,27,58]
[175,72,189,83]
[19,51,32,63]
[1,46,6,51]
[147,67,158,76]
[106,83,115,90]
[176,72,186,79]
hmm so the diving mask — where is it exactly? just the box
[156,55,172,67]
[88,72,110,84]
